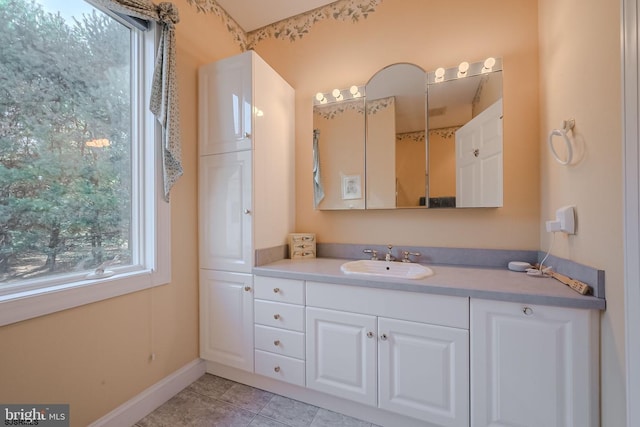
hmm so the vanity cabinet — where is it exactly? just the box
[199,270,254,372]
[254,276,306,386]
[198,51,295,372]
[470,299,599,427]
[306,281,470,427]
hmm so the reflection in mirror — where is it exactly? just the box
[365,63,426,209]
[312,96,366,209]
[427,59,503,207]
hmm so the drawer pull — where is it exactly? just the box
[274,340,281,346]
[380,333,388,341]
[273,314,281,320]
[273,287,280,294]
[274,366,281,373]
[523,307,534,316]
[366,331,374,339]
[244,286,251,292]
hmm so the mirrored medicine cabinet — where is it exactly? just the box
[312,58,503,210]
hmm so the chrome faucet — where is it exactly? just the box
[363,248,378,260]
[401,251,421,263]
[385,244,395,262]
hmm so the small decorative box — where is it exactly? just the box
[288,233,316,259]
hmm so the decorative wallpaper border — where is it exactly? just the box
[366,96,394,115]
[396,131,425,143]
[185,0,383,50]
[429,126,462,140]
[313,99,365,120]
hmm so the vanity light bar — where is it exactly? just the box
[313,84,365,106]
[428,57,502,84]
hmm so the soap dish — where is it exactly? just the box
[508,261,532,272]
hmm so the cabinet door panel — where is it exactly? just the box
[200,270,254,372]
[471,299,598,427]
[199,152,252,272]
[378,317,469,427]
[199,54,252,155]
[306,307,377,406]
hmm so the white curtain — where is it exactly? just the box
[92,0,182,201]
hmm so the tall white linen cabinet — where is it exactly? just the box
[198,51,295,372]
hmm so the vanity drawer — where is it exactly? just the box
[255,350,305,387]
[254,276,305,304]
[306,281,469,329]
[255,300,305,332]
[255,325,305,359]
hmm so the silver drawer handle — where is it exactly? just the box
[273,314,281,320]
[273,287,280,293]
[274,366,280,373]
[243,209,251,215]
[523,307,534,316]
[274,340,281,346]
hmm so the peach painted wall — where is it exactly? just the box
[253,0,540,249]
[0,1,241,425]
[538,0,625,425]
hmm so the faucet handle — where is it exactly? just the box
[363,249,378,260]
[401,251,421,263]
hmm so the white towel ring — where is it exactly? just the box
[548,119,575,165]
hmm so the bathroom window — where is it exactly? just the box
[0,0,169,325]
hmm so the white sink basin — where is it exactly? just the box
[340,260,434,280]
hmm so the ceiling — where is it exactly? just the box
[216,0,338,32]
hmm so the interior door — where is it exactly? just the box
[456,99,503,207]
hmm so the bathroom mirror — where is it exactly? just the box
[365,63,426,209]
[312,96,366,210]
[427,59,503,208]
[312,58,503,210]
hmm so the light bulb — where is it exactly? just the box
[349,85,361,97]
[315,92,325,102]
[434,67,445,82]
[457,61,469,78]
[332,88,343,101]
[484,57,496,69]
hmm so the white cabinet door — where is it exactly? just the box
[378,317,469,427]
[199,151,252,273]
[200,270,254,372]
[306,307,377,406]
[471,299,598,427]
[198,52,252,155]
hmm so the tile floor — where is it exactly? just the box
[135,374,381,427]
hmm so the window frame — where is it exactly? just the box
[0,8,170,327]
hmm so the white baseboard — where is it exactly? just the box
[89,358,206,427]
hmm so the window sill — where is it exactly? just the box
[0,268,169,327]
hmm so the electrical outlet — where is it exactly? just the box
[546,206,576,234]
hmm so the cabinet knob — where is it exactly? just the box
[273,314,281,320]
[274,340,281,346]
[274,366,280,373]
[522,306,534,316]
[244,286,251,292]
[243,209,251,215]
[380,333,388,341]
[366,331,374,339]
[244,132,251,139]
[473,148,480,157]
[273,287,280,294]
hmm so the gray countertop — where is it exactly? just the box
[253,258,606,310]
